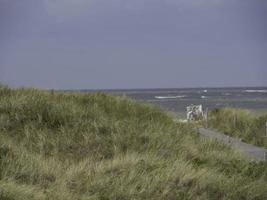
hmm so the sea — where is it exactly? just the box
[82,87,267,118]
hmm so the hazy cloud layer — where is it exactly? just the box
[0,0,266,89]
[165,0,224,6]
[43,0,225,19]
[43,0,97,21]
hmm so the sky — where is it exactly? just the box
[0,0,267,89]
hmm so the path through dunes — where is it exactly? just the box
[198,128,267,161]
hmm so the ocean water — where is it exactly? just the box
[83,87,267,117]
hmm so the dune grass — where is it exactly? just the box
[0,85,267,199]
[208,108,267,148]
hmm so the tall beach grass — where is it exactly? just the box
[0,85,267,199]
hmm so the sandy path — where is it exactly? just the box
[198,128,267,162]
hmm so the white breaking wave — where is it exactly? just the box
[201,96,207,99]
[244,90,267,93]
[155,95,186,99]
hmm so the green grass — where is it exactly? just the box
[208,108,267,148]
[0,85,267,200]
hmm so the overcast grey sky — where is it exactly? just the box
[0,0,267,89]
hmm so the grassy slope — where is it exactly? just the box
[0,85,267,200]
[208,108,267,148]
